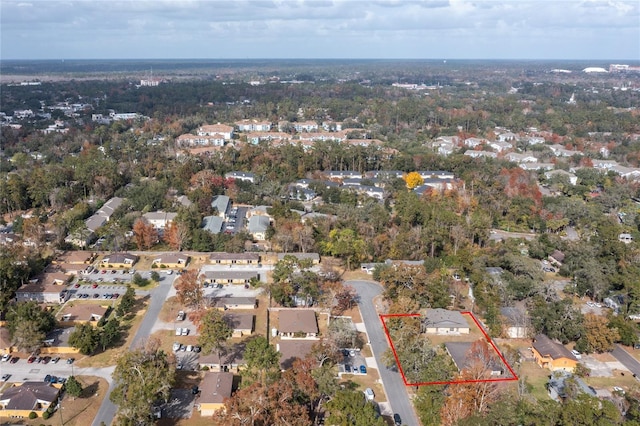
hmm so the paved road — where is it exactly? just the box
[1,360,114,383]
[611,344,640,377]
[346,280,421,426]
[91,275,177,426]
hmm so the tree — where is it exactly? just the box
[100,317,121,351]
[116,285,136,316]
[333,285,357,315]
[325,389,386,426]
[197,309,232,360]
[174,269,204,309]
[65,375,83,398]
[321,228,366,270]
[7,301,57,353]
[163,221,190,251]
[110,339,174,426]
[327,317,359,349]
[69,323,100,355]
[242,336,281,387]
[577,313,620,353]
[404,171,425,189]
[132,218,157,250]
[149,271,160,282]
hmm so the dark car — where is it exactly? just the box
[10,356,19,364]
[27,356,36,363]
[360,365,367,374]
[66,358,75,364]
[44,374,52,383]
[42,356,51,364]
[393,413,402,425]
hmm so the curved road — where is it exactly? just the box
[91,275,176,426]
[346,280,421,426]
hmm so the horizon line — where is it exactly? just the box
[2,57,639,62]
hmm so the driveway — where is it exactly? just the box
[611,345,640,377]
[91,274,177,426]
[346,280,420,426]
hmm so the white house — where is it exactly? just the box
[422,309,470,335]
[464,150,497,159]
[225,171,256,183]
[197,124,234,140]
[142,211,177,230]
[505,152,538,163]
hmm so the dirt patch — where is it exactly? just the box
[590,352,617,362]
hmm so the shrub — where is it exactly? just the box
[151,263,157,268]
[29,411,37,419]
[201,365,210,371]
[42,411,51,419]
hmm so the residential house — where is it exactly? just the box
[58,305,109,325]
[422,309,470,335]
[202,215,223,234]
[505,152,538,163]
[619,233,634,244]
[545,169,578,185]
[418,170,455,180]
[547,371,596,401]
[225,171,256,183]
[549,250,565,266]
[531,334,578,372]
[360,262,384,274]
[292,121,319,132]
[464,150,497,159]
[176,133,225,147]
[72,196,123,246]
[498,132,518,142]
[500,307,530,338]
[176,195,192,208]
[211,195,230,218]
[525,136,545,145]
[277,309,319,339]
[464,137,486,148]
[444,342,505,376]
[0,382,61,418]
[277,340,317,369]
[519,162,554,171]
[152,253,190,269]
[414,178,458,194]
[223,313,254,337]
[235,119,272,132]
[289,186,316,201]
[212,297,257,310]
[277,253,320,264]
[592,159,618,170]
[488,140,513,152]
[201,270,259,285]
[198,343,246,372]
[16,272,70,303]
[101,253,138,268]
[209,252,260,265]
[612,165,640,179]
[197,124,234,140]
[326,170,362,180]
[549,144,582,158]
[248,215,270,240]
[195,372,234,417]
[142,211,177,231]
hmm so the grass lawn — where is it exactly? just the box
[517,361,551,401]
[75,296,149,368]
[340,366,387,402]
[584,370,639,390]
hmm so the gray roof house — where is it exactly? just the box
[422,309,470,335]
[211,195,230,218]
[225,171,255,183]
[444,341,506,376]
[248,215,270,240]
[202,215,223,234]
[0,382,60,413]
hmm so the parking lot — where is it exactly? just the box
[66,283,128,301]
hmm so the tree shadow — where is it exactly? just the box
[79,380,100,399]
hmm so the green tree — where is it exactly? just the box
[100,317,121,351]
[7,301,57,353]
[321,228,366,270]
[65,375,83,398]
[577,313,620,353]
[325,389,386,426]
[116,285,136,316]
[197,309,232,360]
[69,323,100,355]
[110,339,174,426]
[242,336,281,387]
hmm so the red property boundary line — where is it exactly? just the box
[380,311,519,386]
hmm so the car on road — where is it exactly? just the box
[364,388,374,401]
[92,283,98,288]
[393,413,402,425]
[1,374,11,382]
[613,386,625,394]
[359,365,367,374]
[66,358,75,364]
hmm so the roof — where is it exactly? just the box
[152,253,189,265]
[423,309,469,329]
[59,304,108,321]
[223,313,254,331]
[211,195,230,214]
[54,251,94,264]
[97,197,124,217]
[202,216,223,234]
[0,382,60,410]
[278,340,317,369]
[212,297,257,308]
[278,309,318,334]
[277,253,320,262]
[209,252,260,261]
[198,372,234,405]
[202,271,258,281]
[142,211,177,223]
[532,334,577,361]
[248,215,270,233]
[199,343,246,365]
[102,252,138,264]
[444,342,505,374]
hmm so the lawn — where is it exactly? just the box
[340,366,387,402]
[517,361,551,401]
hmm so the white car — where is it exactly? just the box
[181,328,189,336]
[186,345,193,352]
[172,342,181,352]
[364,388,375,401]
[1,354,10,362]
[175,328,182,336]
[571,349,582,359]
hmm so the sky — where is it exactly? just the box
[1,0,639,60]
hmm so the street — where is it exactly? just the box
[90,274,177,426]
[346,280,421,426]
[611,344,640,377]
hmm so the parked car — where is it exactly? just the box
[1,374,11,382]
[66,358,75,364]
[193,346,201,353]
[181,328,189,336]
[176,311,186,321]
[364,388,375,401]
[176,363,183,370]
[1,353,10,362]
[360,365,367,374]
[172,342,181,352]
[51,357,60,364]
[27,356,36,363]
[186,345,194,352]
[344,365,351,373]
[10,357,19,364]
[42,356,51,364]
[393,413,402,425]
[571,349,582,359]
[175,328,182,336]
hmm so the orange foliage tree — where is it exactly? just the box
[132,218,158,250]
[163,221,189,251]
[174,269,204,310]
